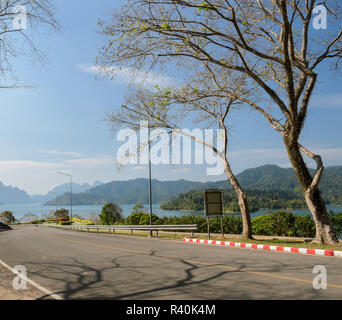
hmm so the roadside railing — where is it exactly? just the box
[51,224,199,238]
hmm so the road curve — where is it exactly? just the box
[0,225,342,300]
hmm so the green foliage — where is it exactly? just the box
[31,219,45,225]
[125,203,160,225]
[138,213,160,225]
[161,189,309,213]
[120,210,341,238]
[0,211,16,225]
[251,211,316,237]
[252,211,295,236]
[198,2,212,12]
[100,203,123,225]
[330,212,342,235]
[161,22,171,31]
[54,208,69,219]
[59,220,72,225]
[293,215,316,237]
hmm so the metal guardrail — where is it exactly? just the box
[52,224,198,237]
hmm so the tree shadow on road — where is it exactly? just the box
[22,249,335,300]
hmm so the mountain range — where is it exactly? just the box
[0,164,341,206]
[45,165,342,206]
[30,181,103,204]
[0,182,32,204]
[0,181,103,205]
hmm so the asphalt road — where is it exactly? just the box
[0,225,342,300]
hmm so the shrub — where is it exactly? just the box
[330,212,342,236]
[292,215,315,237]
[100,203,123,225]
[252,215,277,236]
[125,211,144,225]
[59,220,71,225]
[251,211,295,237]
[139,213,160,225]
[31,219,45,225]
[54,209,69,220]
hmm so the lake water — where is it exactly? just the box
[2,203,342,220]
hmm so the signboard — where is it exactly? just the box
[204,189,224,217]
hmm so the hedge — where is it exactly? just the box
[123,210,342,238]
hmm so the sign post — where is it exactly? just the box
[204,189,224,240]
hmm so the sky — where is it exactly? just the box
[0,0,342,195]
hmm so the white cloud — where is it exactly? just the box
[0,156,118,194]
[0,160,63,172]
[0,157,115,175]
[77,63,177,90]
[65,157,115,169]
[38,150,82,158]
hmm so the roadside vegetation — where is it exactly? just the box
[10,202,342,240]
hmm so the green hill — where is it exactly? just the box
[45,165,342,206]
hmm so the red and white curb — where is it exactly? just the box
[184,238,342,258]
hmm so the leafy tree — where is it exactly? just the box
[139,213,160,225]
[106,72,253,239]
[97,0,342,243]
[100,203,123,225]
[0,211,16,225]
[132,203,145,213]
[54,209,69,220]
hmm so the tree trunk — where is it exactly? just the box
[222,157,253,239]
[283,136,338,244]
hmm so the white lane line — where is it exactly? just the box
[0,259,63,300]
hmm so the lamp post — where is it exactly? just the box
[57,171,72,224]
[148,125,153,237]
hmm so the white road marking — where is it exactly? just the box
[0,259,63,300]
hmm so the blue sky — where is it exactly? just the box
[0,0,341,195]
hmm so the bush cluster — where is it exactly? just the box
[123,209,342,238]
[31,219,45,225]
[59,220,72,225]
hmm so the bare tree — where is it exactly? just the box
[0,0,58,88]
[107,70,254,239]
[97,0,342,244]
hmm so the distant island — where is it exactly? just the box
[160,189,308,213]
[44,165,342,207]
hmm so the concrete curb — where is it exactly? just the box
[184,238,342,258]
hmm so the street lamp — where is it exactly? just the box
[57,171,72,224]
[148,126,153,237]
